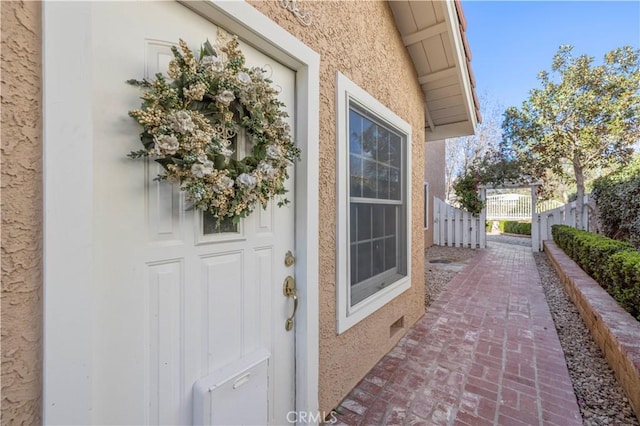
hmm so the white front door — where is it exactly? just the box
[90,2,295,424]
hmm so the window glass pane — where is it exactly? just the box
[376,127,390,163]
[349,155,362,198]
[350,244,357,286]
[350,204,357,243]
[377,165,389,199]
[372,239,385,276]
[356,204,372,241]
[389,133,402,169]
[372,205,385,238]
[389,167,401,200]
[203,210,237,234]
[349,110,362,155]
[385,205,396,237]
[362,118,376,159]
[349,108,402,202]
[385,236,396,270]
[362,159,377,198]
[356,242,372,283]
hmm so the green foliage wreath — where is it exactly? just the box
[128,37,300,223]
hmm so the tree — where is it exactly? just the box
[452,146,532,215]
[445,94,503,201]
[502,45,640,229]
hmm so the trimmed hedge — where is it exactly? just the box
[552,224,640,320]
[592,156,640,249]
[504,221,531,236]
[486,220,531,236]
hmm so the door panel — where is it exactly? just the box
[90,2,296,424]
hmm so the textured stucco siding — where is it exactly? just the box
[424,140,446,247]
[249,1,427,413]
[1,1,43,424]
[0,0,427,419]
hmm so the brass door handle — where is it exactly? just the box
[285,292,298,331]
[283,276,297,331]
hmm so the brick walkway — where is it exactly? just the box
[332,242,583,426]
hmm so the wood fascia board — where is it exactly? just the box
[424,121,474,141]
[441,0,478,132]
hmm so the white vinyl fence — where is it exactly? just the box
[534,195,593,251]
[433,197,486,249]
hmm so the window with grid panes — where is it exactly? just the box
[348,104,407,306]
[336,72,411,333]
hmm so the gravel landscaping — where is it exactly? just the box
[425,235,640,426]
[535,251,639,426]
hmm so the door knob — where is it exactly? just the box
[283,276,298,331]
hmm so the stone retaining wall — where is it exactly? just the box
[544,241,640,421]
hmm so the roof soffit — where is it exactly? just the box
[389,0,480,141]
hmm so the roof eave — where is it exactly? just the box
[427,0,478,141]
[390,0,480,142]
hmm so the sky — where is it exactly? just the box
[462,1,640,111]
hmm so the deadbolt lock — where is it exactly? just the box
[284,250,296,267]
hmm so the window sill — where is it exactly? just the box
[337,275,411,334]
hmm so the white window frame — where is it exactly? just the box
[424,182,430,230]
[336,72,412,334]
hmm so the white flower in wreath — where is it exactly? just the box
[266,144,283,160]
[191,162,213,178]
[201,55,224,72]
[257,161,276,178]
[236,72,252,85]
[237,173,257,189]
[169,110,196,134]
[250,67,265,79]
[154,134,179,155]
[219,146,234,159]
[215,140,234,158]
[213,175,234,194]
[216,90,235,107]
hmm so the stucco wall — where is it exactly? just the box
[0,0,427,419]
[424,139,447,247]
[249,1,426,412]
[1,1,43,424]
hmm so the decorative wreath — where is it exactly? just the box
[127,37,300,223]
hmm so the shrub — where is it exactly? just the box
[487,220,531,235]
[592,156,640,249]
[604,251,640,319]
[503,221,531,236]
[552,225,640,320]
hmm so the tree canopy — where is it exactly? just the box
[501,45,640,228]
[445,94,503,201]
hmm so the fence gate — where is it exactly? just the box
[433,197,486,249]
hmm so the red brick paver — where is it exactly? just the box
[333,242,583,426]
